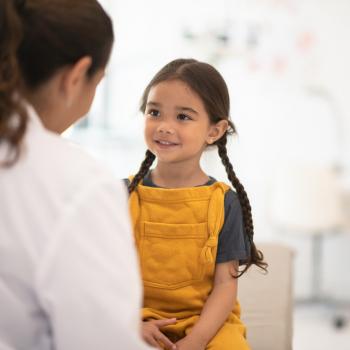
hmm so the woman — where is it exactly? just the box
[0,1,150,349]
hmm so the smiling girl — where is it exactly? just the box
[126,59,267,350]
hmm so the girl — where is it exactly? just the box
[127,59,267,350]
[0,0,150,349]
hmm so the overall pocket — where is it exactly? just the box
[140,221,208,289]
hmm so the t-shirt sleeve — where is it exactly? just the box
[216,189,251,264]
[122,178,130,188]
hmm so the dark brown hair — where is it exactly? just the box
[0,0,114,166]
[129,58,267,276]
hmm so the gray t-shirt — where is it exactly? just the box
[124,174,250,264]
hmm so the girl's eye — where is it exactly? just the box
[177,113,192,121]
[147,109,160,117]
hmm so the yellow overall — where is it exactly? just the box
[129,180,250,349]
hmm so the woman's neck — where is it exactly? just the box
[22,78,68,134]
[151,161,209,188]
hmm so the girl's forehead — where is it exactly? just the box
[147,80,204,107]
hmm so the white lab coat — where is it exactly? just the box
[0,105,151,350]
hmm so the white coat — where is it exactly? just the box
[0,105,151,350]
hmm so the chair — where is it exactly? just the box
[238,243,294,350]
[268,164,347,328]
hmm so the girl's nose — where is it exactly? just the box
[157,122,175,134]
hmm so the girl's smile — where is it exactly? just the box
[154,138,180,149]
[144,79,213,164]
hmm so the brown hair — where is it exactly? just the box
[129,58,267,276]
[0,0,114,166]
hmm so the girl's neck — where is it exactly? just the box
[151,161,209,188]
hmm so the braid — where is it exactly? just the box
[128,150,155,193]
[217,136,267,276]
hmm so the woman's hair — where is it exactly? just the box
[0,0,114,166]
[129,58,267,276]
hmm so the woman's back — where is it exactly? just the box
[0,0,152,348]
[0,106,143,349]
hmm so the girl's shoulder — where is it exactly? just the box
[209,178,240,208]
[210,178,236,195]
[123,178,131,187]
[123,175,237,197]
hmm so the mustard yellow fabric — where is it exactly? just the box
[129,179,250,349]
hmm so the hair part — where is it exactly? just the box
[0,0,114,166]
[129,58,267,275]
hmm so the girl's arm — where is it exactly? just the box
[176,260,239,349]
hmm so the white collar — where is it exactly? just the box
[25,103,45,130]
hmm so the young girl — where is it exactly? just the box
[127,58,267,350]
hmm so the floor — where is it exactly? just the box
[293,303,350,350]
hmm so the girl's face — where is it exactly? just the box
[144,79,219,165]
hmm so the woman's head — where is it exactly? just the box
[0,0,114,164]
[16,0,113,89]
[130,58,267,275]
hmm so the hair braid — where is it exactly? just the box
[217,136,267,275]
[128,150,155,193]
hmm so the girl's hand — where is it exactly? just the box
[175,335,206,350]
[142,318,177,350]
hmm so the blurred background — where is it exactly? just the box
[66,0,350,348]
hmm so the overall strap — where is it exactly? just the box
[200,182,230,264]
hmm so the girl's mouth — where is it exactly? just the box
[155,140,179,148]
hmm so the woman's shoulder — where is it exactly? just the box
[19,116,121,201]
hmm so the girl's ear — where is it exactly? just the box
[59,56,92,106]
[206,120,228,145]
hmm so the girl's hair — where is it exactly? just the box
[0,0,114,166]
[129,58,267,276]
